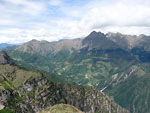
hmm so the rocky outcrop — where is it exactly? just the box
[17,76,129,113]
[82,31,119,50]
[0,51,14,65]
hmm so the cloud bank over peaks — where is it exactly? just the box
[0,0,150,43]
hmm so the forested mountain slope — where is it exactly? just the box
[0,50,128,113]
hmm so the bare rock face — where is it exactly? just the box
[85,31,119,50]
[17,76,129,113]
[0,51,14,65]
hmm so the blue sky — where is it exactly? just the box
[0,0,150,43]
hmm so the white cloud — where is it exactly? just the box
[49,0,62,6]
[74,0,150,36]
[0,19,16,26]
[80,1,150,28]
[1,0,150,44]
[4,0,46,16]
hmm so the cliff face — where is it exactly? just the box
[17,76,129,113]
[0,51,14,65]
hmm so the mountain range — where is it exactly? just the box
[0,50,129,113]
[5,31,150,113]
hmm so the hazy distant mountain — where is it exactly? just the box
[6,31,150,113]
[0,43,14,50]
[0,43,23,50]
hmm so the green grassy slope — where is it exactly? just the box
[6,48,136,87]
[105,63,150,113]
[40,104,83,113]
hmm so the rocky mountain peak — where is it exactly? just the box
[30,39,39,42]
[138,34,146,38]
[86,31,105,39]
[106,32,124,38]
[106,32,140,49]
[82,31,119,50]
[0,51,14,65]
[15,39,55,55]
[82,31,106,45]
